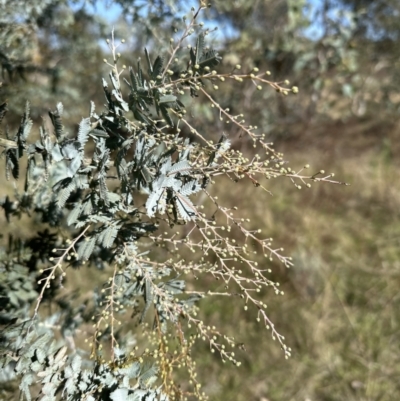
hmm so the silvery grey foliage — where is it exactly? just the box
[0,4,344,399]
[0,29,222,400]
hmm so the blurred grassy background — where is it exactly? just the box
[2,1,400,400]
[193,119,400,400]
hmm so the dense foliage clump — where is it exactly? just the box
[0,4,346,401]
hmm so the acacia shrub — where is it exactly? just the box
[0,5,344,401]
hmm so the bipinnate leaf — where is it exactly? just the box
[77,118,91,150]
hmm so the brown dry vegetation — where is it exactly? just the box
[190,118,400,400]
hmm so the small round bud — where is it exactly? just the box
[235,64,241,70]
[266,70,271,75]
[292,86,299,94]
[256,85,262,90]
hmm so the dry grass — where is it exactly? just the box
[190,120,400,401]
